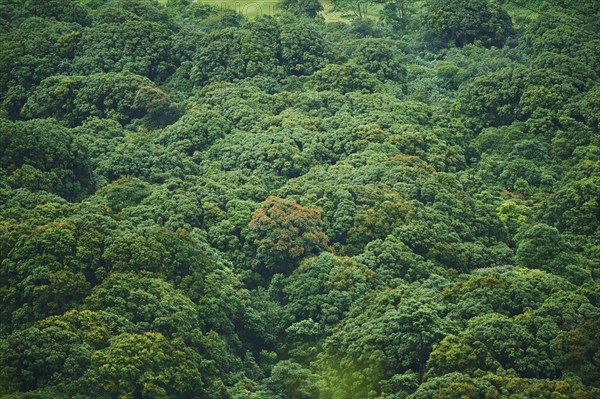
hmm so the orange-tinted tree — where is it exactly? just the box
[248,196,330,273]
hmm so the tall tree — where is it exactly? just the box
[248,196,330,274]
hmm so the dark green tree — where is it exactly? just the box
[279,0,323,17]
[91,332,221,399]
[422,0,514,47]
[279,20,330,76]
[74,19,175,81]
[0,119,93,199]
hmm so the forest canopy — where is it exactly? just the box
[0,0,599,398]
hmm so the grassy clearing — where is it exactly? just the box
[198,0,280,18]
[158,0,280,18]
[320,0,385,23]
[158,0,379,21]
[320,0,347,23]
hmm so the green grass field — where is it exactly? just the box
[202,0,279,18]
[158,0,378,21]
[158,0,280,18]
[158,0,534,24]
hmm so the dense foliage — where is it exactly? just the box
[0,0,599,398]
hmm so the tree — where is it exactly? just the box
[190,23,282,86]
[422,0,514,47]
[24,72,163,126]
[409,372,591,399]
[73,72,154,124]
[247,196,330,273]
[381,0,414,31]
[91,332,218,399]
[442,268,574,322]
[455,66,528,129]
[159,108,232,155]
[554,318,600,388]
[190,29,248,85]
[95,132,199,183]
[279,20,330,76]
[355,235,438,284]
[408,372,493,399]
[279,0,323,18]
[543,152,600,244]
[22,0,90,25]
[132,85,181,129]
[84,273,200,339]
[0,326,91,392]
[283,252,375,328]
[427,312,558,379]
[73,20,175,81]
[93,177,154,213]
[21,75,84,126]
[264,360,320,399]
[0,17,83,100]
[534,291,600,331]
[352,38,407,83]
[38,309,133,349]
[575,85,600,131]
[0,219,92,328]
[514,223,582,277]
[310,63,382,94]
[0,118,93,199]
[328,0,374,19]
[318,287,450,399]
